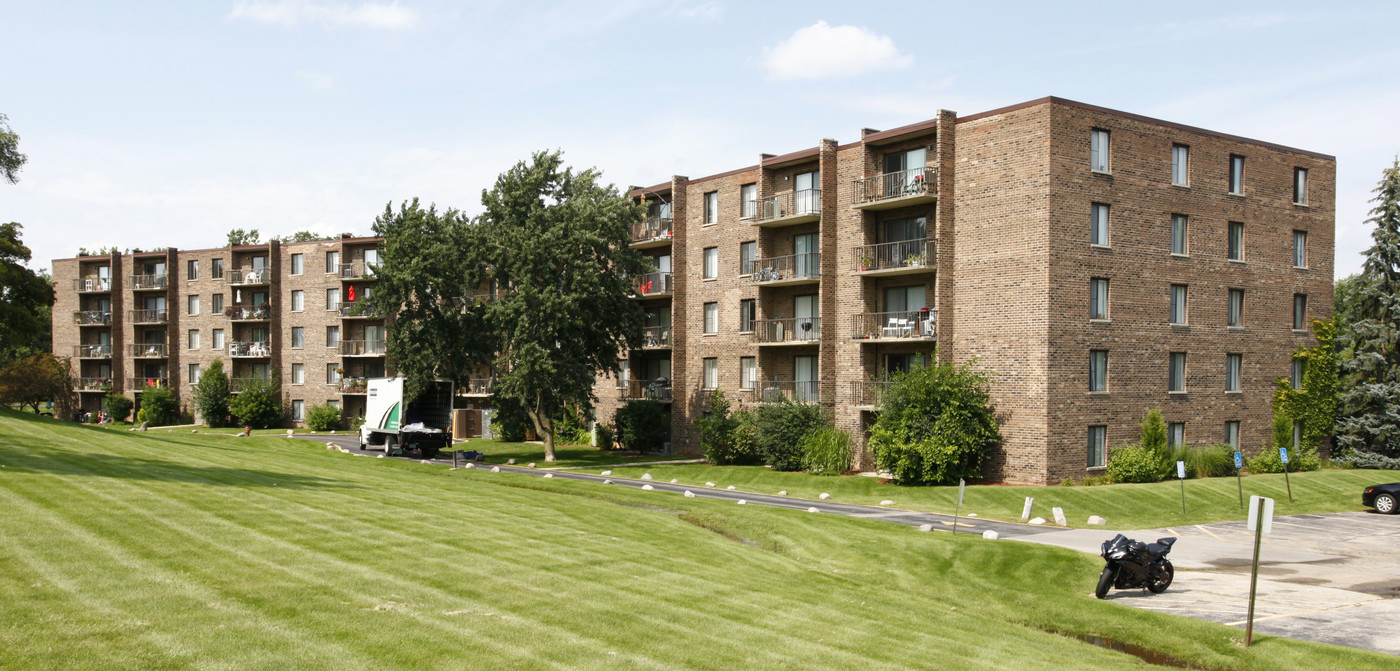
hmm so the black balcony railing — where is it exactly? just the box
[749,380,821,403]
[635,271,673,297]
[619,378,672,401]
[340,339,386,356]
[74,377,114,392]
[130,274,168,291]
[642,325,671,348]
[855,166,936,205]
[73,310,112,326]
[227,268,270,285]
[754,317,821,344]
[73,344,112,359]
[226,304,271,321]
[128,377,169,391]
[463,378,494,395]
[130,343,169,358]
[128,309,168,324]
[853,238,933,272]
[73,278,112,292]
[629,217,673,244]
[230,341,272,358]
[750,253,820,284]
[849,310,936,340]
[849,380,891,407]
[752,189,820,224]
[339,377,367,394]
[340,262,375,279]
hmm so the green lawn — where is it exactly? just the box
[453,438,679,468]
[0,409,1391,670]
[598,463,1395,530]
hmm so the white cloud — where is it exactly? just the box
[229,1,420,30]
[761,21,913,81]
[668,1,723,21]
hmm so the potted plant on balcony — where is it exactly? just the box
[905,251,926,267]
[858,255,873,272]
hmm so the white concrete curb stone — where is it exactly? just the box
[1088,515,1107,525]
[491,466,501,472]
[641,473,652,480]
[543,473,553,478]
[1052,507,1068,527]
[807,507,819,513]
[1029,517,1046,525]
[706,482,716,487]
[777,491,787,496]
[880,500,894,506]
[726,485,736,491]
[684,491,695,498]
[918,524,934,532]
[982,530,1000,540]
[737,500,747,505]
[641,484,654,490]
[819,493,831,500]
[601,470,612,476]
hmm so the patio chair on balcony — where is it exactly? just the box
[882,318,912,338]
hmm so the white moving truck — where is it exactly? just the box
[360,377,455,459]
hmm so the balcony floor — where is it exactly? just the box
[749,212,820,228]
[630,237,673,250]
[852,264,934,278]
[752,276,819,288]
[853,192,937,211]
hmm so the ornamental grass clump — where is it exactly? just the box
[800,427,852,476]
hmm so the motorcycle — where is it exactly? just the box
[1095,533,1176,599]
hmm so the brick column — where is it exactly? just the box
[666,176,691,451]
[165,248,181,393]
[817,138,840,408]
[934,110,957,363]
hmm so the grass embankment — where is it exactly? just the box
[0,409,1390,670]
[453,438,682,468]
[601,463,1394,530]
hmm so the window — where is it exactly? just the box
[291,290,304,312]
[1091,203,1109,245]
[188,363,200,385]
[212,328,225,350]
[703,247,718,280]
[1088,426,1106,468]
[1228,222,1244,261]
[290,253,303,275]
[1229,155,1245,194]
[326,326,340,348]
[1228,289,1244,327]
[188,329,200,350]
[364,248,379,270]
[1226,353,1242,392]
[1293,294,1307,330]
[327,400,339,412]
[1090,350,1107,392]
[292,400,305,422]
[291,327,304,349]
[1171,214,1188,255]
[1089,278,1109,320]
[1169,352,1186,392]
[703,302,718,334]
[617,360,629,388]
[327,289,340,311]
[1225,421,1240,449]
[739,241,756,275]
[740,184,757,218]
[1090,129,1110,172]
[1168,423,1185,449]
[740,357,756,390]
[212,258,224,279]
[187,259,199,281]
[1293,231,1308,268]
[327,364,341,385]
[291,363,305,385]
[739,299,756,332]
[704,191,718,224]
[212,293,224,314]
[187,295,200,316]
[1171,144,1189,186]
[703,358,718,390]
[1293,168,1308,205]
[1170,284,1188,325]
[1291,358,1305,390]
[326,251,340,273]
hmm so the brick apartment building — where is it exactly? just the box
[591,96,1334,484]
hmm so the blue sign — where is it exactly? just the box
[1234,452,1243,469]
[1279,448,1289,464]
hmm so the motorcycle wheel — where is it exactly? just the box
[1148,560,1174,593]
[1095,566,1116,599]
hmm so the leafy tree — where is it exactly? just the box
[194,358,231,427]
[274,230,334,243]
[489,393,530,442]
[305,403,343,431]
[0,113,25,184]
[1337,160,1400,458]
[699,390,758,465]
[614,400,668,453]
[0,353,70,413]
[103,393,133,423]
[226,228,261,247]
[228,375,283,428]
[868,361,1001,485]
[755,398,830,472]
[137,386,180,426]
[0,223,55,361]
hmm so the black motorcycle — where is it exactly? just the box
[1095,534,1176,599]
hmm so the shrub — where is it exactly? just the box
[136,408,147,424]
[1182,443,1238,478]
[1337,451,1400,470]
[800,427,851,476]
[1139,407,1173,480]
[1105,445,1166,483]
[103,393,133,423]
[305,403,343,431]
[731,411,759,463]
[553,404,592,445]
[595,423,615,450]
[868,362,1001,485]
[228,376,283,429]
[490,395,530,442]
[755,398,830,471]
[614,400,668,453]
[698,390,760,465]
[138,386,180,426]
[1247,445,1320,474]
[194,358,231,427]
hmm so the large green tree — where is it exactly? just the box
[0,353,70,414]
[1337,160,1400,457]
[226,228,261,247]
[0,223,55,361]
[0,113,25,184]
[194,358,232,427]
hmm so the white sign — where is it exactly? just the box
[1279,448,1289,464]
[1247,495,1274,534]
[957,478,966,506]
[1176,461,1186,479]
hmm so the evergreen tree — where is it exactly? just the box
[1337,160,1400,457]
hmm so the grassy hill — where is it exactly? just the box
[0,409,1390,670]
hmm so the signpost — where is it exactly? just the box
[1176,460,1187,514]
[952,479,965,535]
[1244,495,1275,647]
[1233,451,1245,509]
[1279,448,1294,503]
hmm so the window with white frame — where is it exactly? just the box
[1169,352,1186,392]
[1226,353,1242,392]
[1090,350,1107,392]
[1171,144,1189,186]
[291,363,305,385]
[327,364,340,385]
[327,288,340,311]
[1229,155,1245,194]
[740,357,756,390]
[1168,422,1185,449]
[1170,284,1188,325]
[326,325,340,348]
[617,360,629,388]
[1088,426,1106,468]
[1294,230,1307,268]
[326,251,339,273]
[188,329,200,350]
[1225,421,1240,449]
[1291,358,1304,390]
[1228,222,1244,261]
[703,247,718,280]
[1090,129,1110,172]
[1090,278,1109,320]
[1228,289,1244,327]
[702,358,718,390]
[703,302,718,334]
[290,253,303,275]
[1293,294,1308,330]
[188,295,200,316]
[291,327,304,348]
[1091,203,1109,245]
[1171,214,1188,255]
[291,290,304,312]
[212,329,224,349]
[292,400,305,422]
[739,241,755,275]
[740,183,756,218]
[189,363,200,385]
[704,191,718,224]
[1293,168,1308,205]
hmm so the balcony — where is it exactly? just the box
[340,339,386,357]
[339,377,367,394]
[130,343,169,358]
[129,309,168,324]
[74,377,113,393]
[73,310,112,326]
[618,378,672,402]
[633,271,673,299]
[226,304,271,321]
[747,380,821,404]
[850,310,936,342]
[230,377,271,393]
[853,239,934,276]
[853,167,938,210]
[641,325,672,349]
[750,253,820,286]
[73,344,112,359]
[849,380,891,409]
[128,377,169,392]
[340,262,376,280]
[754,317,821,346]
[73,278,112,293]
[229,341,272,358]
[462,378,494,396]
[226,268,270,286]
[751,189,821,227]
[338,304,376,319]
[629,217,673,249]
[130,274,168,291]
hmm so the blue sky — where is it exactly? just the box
[4,1,1398,277]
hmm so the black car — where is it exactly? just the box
[1363,483,1400,514]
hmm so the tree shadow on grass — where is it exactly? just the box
[0,443,355,490]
